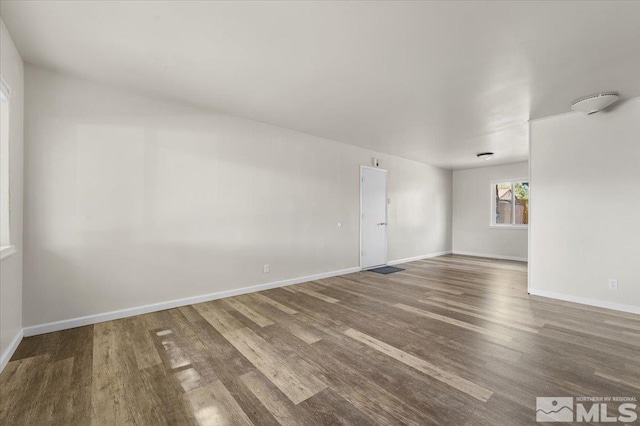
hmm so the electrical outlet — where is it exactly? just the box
[608,279,618,290]
[263,264,270,273]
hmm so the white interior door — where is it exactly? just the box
[360,166,387,269]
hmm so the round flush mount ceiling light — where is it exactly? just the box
[477,152,494,161]
[571,92,619,115]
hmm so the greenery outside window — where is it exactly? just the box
[491,180,529,227]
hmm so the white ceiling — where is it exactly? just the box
[2,1,639,169]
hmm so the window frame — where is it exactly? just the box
[0,75,15,260]
[490,178,529,229]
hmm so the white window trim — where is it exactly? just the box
[490,178,529,229]
[0,75,12,254]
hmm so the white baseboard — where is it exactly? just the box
[23,266,361,337]
[387,251,452,266]
[0,328,24,373]
[528,288,640,315]
[452,251,528,262]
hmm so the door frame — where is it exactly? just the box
[359,165,388,270]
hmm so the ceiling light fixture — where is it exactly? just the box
[477,152,494,161]
[571,92,619,115]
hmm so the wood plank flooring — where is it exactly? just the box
[2,255,640,425]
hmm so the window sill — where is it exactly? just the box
[489,225,528,230]
[0,245,17,260]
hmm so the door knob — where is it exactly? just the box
[377,222,387,226]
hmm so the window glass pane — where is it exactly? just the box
[514,182,529,225]
[495,183,512,224]
[0,80,9,102]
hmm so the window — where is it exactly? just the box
[0,76,15,260]
[491,180,529,227]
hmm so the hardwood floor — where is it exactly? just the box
[2,255,639,425]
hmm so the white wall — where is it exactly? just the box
[23,65,452,328]
[529,98,640,313]
[0,19,24,366]
[452,162,528,261]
